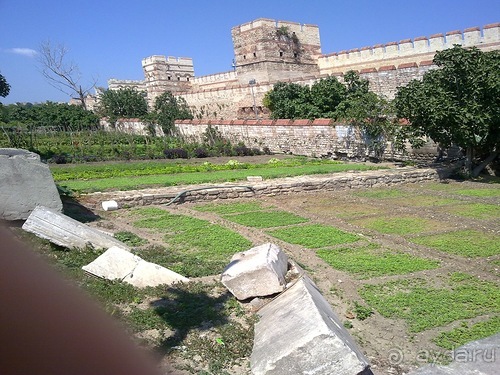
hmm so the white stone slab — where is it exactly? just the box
[82,246,140,280]
[83,246,189,288]
[221,243,288,300]
[22,206,130,250]
[250,275,371,375]
[123,260,189,288]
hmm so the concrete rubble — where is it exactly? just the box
[221,243,288,300]
[82,246,189,287]
[250,275,371,375]
[21,206,188,288]
[22,206,129,250]
[0,148,62,220]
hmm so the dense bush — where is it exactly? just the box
[163,147,189,159]
[193,147,209,158]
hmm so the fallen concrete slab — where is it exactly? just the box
[221,243,288,300]
[83,246,189,287]
[82,246,140,280]
[408,333,499,375]
[123,260,189,288]
[0,148,62,220]
[251,275,371,375]
[22,206,129,250]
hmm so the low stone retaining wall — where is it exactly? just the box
[85,165,453,210]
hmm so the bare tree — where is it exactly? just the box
[37,40,97,110]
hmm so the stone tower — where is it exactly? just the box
[141,55,194,105]
[231,18,322,85]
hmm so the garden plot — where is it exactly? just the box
[19,177,499,375]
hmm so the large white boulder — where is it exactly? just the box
[0,149,62,220]
[251,275,371,375]
[221,243,288,300]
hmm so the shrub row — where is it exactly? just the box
[0,126,272,163]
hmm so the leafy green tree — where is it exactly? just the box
[262,82,313,119]
[2,102,99,130]
[0,73,10,98]
[395,45,500,177]
[149,91,193,135]
[333,71,411,157]
[97,88,148,124]
[263,71,413,158]
[309,76,347,118]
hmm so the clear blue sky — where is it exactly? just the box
[1,0,498,104]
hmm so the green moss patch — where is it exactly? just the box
[223,211,309,228]
[132,208,252,277]
[193,201,269,215]
[267,224,359,248]
[442,203,500,220]
[317,244,440,278]
[353,188,408,199]
[453,188,500,197]
[360,273,500,333]
[412,230,500,257]
[351,216,442,235]
[433,316,500,349]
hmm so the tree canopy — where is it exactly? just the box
[262,72,403,157]
[0,73,10,98]
[150,91,193,135]
[97,88,149,123]
[1,102,99,130]
[394,45,500,176]
[262,76,347,120]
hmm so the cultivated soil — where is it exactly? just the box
[54,160,500,374]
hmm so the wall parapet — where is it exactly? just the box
[318,23,500,74]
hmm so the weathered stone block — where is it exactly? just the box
[221,243,288,300]
[83,246,189,287]
[0,149,62,220]
[251,275,370,375]
[22,206,129,250]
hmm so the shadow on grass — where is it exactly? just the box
[151,282,234,352]
[61,195,101,223]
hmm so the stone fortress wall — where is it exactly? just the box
[107,19,500,119]
[173,118,443,161]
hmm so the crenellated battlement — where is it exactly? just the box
[193,71,237,86]
[107,79,147,92]
[106,18,499,120]
[318,23,500,75]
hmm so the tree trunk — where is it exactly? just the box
[472,151,499,177]
[465,146,474,177]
